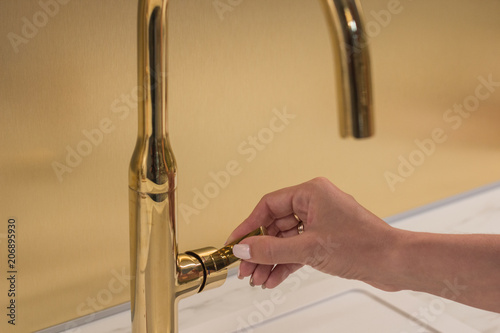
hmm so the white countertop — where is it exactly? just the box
[54,182,500,333]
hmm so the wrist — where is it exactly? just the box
[373,229,447,295]
[362,227,414,292]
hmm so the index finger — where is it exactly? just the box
[226,182,311,244]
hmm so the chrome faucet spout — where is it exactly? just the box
[129,0,374,332]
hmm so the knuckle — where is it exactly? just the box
[309,177,330,188]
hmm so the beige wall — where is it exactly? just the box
[1,0,499,331]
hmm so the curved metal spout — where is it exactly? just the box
[324,0,374,138]
[129,1,374,332]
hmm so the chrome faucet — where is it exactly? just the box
[128,0,373,332]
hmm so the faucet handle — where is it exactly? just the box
[225,225,268,248]
[215,225,268,266]
[186,226,267,292]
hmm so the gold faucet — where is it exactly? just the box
[128,0,373,332]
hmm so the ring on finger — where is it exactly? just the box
[293,213,305,235]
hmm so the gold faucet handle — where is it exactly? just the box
[186,226,267,292]
[225,225,268,247]
[217,225,268,265]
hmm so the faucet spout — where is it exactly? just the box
[129,0,374,332]
[325,0,374,138]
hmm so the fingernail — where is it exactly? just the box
[249,276,255,287]
[261,284,266,290]
[237,266,243,280]
[233,244,251,260]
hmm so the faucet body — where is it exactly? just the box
[129,0,373,332]
[129,2,214,332]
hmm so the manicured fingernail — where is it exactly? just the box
[233,244,251,260]
[261,284,266,290]
[237,266,243,280]
[249,276,255,287]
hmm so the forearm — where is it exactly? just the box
[389,231,500,313]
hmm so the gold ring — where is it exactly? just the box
[293,213,304,235]
[297,221,304,235]
[293,213,301,222]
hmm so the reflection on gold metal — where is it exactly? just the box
[129,0,374,332]
[186,226,267,292]
[323,0,374,138]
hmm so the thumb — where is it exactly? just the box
[232,235,308,265]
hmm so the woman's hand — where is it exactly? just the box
[227,177,500,313]
[226,177,402,290]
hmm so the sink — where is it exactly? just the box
[177,267,480,333]
[237,289,439,333]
